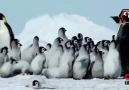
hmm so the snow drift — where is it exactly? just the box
[17,13,117,49]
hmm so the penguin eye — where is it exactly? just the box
[74,40,77,43]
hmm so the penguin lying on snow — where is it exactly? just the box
[0,13,14,49]
[21,36,40,64]
[26,75,57,89]
[103,35,121,79]
[31,47,46,75]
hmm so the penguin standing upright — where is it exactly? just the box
[0,47,9,67]
[58,27,69,42]
[31,47,46,75]
[8,39,21,61]
[0,13,14,49]
[111,16,129,75]
[91,50,104,79]
[73,44,90,79]
[59,46,75,78]
[48,45,63,68]
[103,35,121,79]
[21,36,40,64]
[47,37,63,63]
[44,43,52,68]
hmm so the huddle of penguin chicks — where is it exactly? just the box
[0,27,121,81]
[41,27,122,80]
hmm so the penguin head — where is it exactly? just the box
[17,43,22,48]
[77,33,83,40]
[84,37,91,43]
[1,46,8,54]
[59,27,67,33]
[32,80,40,88]
[33,36,39,44]
[103,40,110,47]
[0,13,6,22]
[39,47,47,53]
[65,40,72,49]
[10,57,18,64]
[96,41,105,48]
[71,36,77,41]
[46,43,51,50]
[11,39,19,48]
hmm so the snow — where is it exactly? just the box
[0,75,128,90]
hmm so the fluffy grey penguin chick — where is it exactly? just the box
[91,50,104,79]
[104,35,122,79]
[48,45,64,68]
[47,37,63,65]
[73,44,90,79]
[26,75,57,89]
[0,57,17,78]
[0,47,9,67]
[21,36,40,64]
[8,39,21,61]
[31,47,46,75]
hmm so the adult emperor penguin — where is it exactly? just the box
[0,57,17,78]
[59,46,75,78]
[48,45,64,68]
[103,35,121,79]
[21,36,40,64]
[91,50,104,79]
[0,47,9,67]
[8,39,21,61]
[0,13,14,49]
[73,44,90,79]
[111,16,129,76]
[31,47,46,75]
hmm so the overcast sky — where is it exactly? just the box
[0,0,129,35]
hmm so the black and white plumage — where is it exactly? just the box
[0,13,14,50]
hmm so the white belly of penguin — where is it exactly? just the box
[0,23,10,49]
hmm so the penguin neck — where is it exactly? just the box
[96,53,103,62]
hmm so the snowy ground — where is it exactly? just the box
[0,75,128,90]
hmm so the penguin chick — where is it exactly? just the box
[58,27,69,42]
[0,47,9,67]
[8,39,21,61]
[21,36,40,64]
[0,57,17,78]
[26,75,57,89]
[48,45,63,68]
[59,47,75,78]
[91,51,104,79]
[73,44,90,79]
[47,37,63,62]
[31,47,46,75]
[104,35,122,79]
[11,60,32,75]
